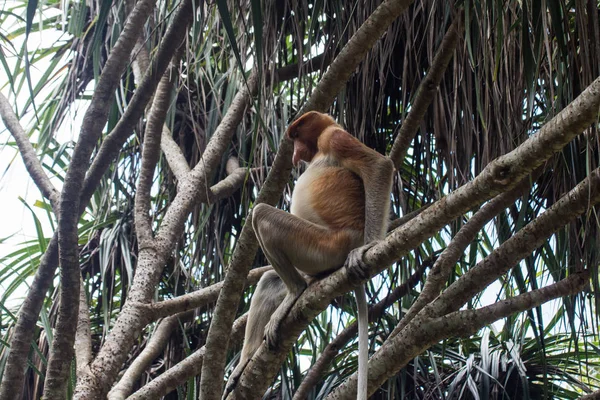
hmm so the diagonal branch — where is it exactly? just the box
[335,166,600,397]
[0,93,59,209]
[428,167,600,318]
[433,271,589,339]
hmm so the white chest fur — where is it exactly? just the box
[290,164,327,226]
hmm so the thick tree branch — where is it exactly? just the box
[161,126,191,179]
[230,75,600,399]
[435,271,589,338]
[389,15,462,169]
[0,93,59,208]
[75,280,92,375]
[135,68,175,244]
[149,266,271,320]
[0,235,58,400]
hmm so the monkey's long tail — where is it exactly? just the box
[355,287,369,400]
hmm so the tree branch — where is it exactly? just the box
[135,68,176,244]
[108,311,193,400]
[75,280,92,375]
[333,166,600,398]
[149,266,271,320]
[0,235,58,400]
[436,271,589,338]
[428,168,600,318]
[161,126,191,179]
[0,93,59,209]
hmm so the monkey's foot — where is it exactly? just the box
[264,315,283,351]
[344,241,381,283]
[264,289,305,350]
[223,360,247,400]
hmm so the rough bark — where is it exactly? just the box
[0,93,59,208]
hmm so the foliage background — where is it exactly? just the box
[0,0,599,398]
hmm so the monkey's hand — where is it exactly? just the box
[344,241,381,284]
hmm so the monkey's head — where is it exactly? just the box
[287,111,336,165]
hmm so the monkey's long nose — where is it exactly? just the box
[292,148,301,166]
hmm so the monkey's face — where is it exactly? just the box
[287,111,335,165]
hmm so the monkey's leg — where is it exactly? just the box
[224,271,285,397]
[252,203,357,349]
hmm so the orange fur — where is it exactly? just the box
[310,168,365,231]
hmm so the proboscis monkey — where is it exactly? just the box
[226,111,394,399]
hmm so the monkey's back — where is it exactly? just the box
[291,161,365,233]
